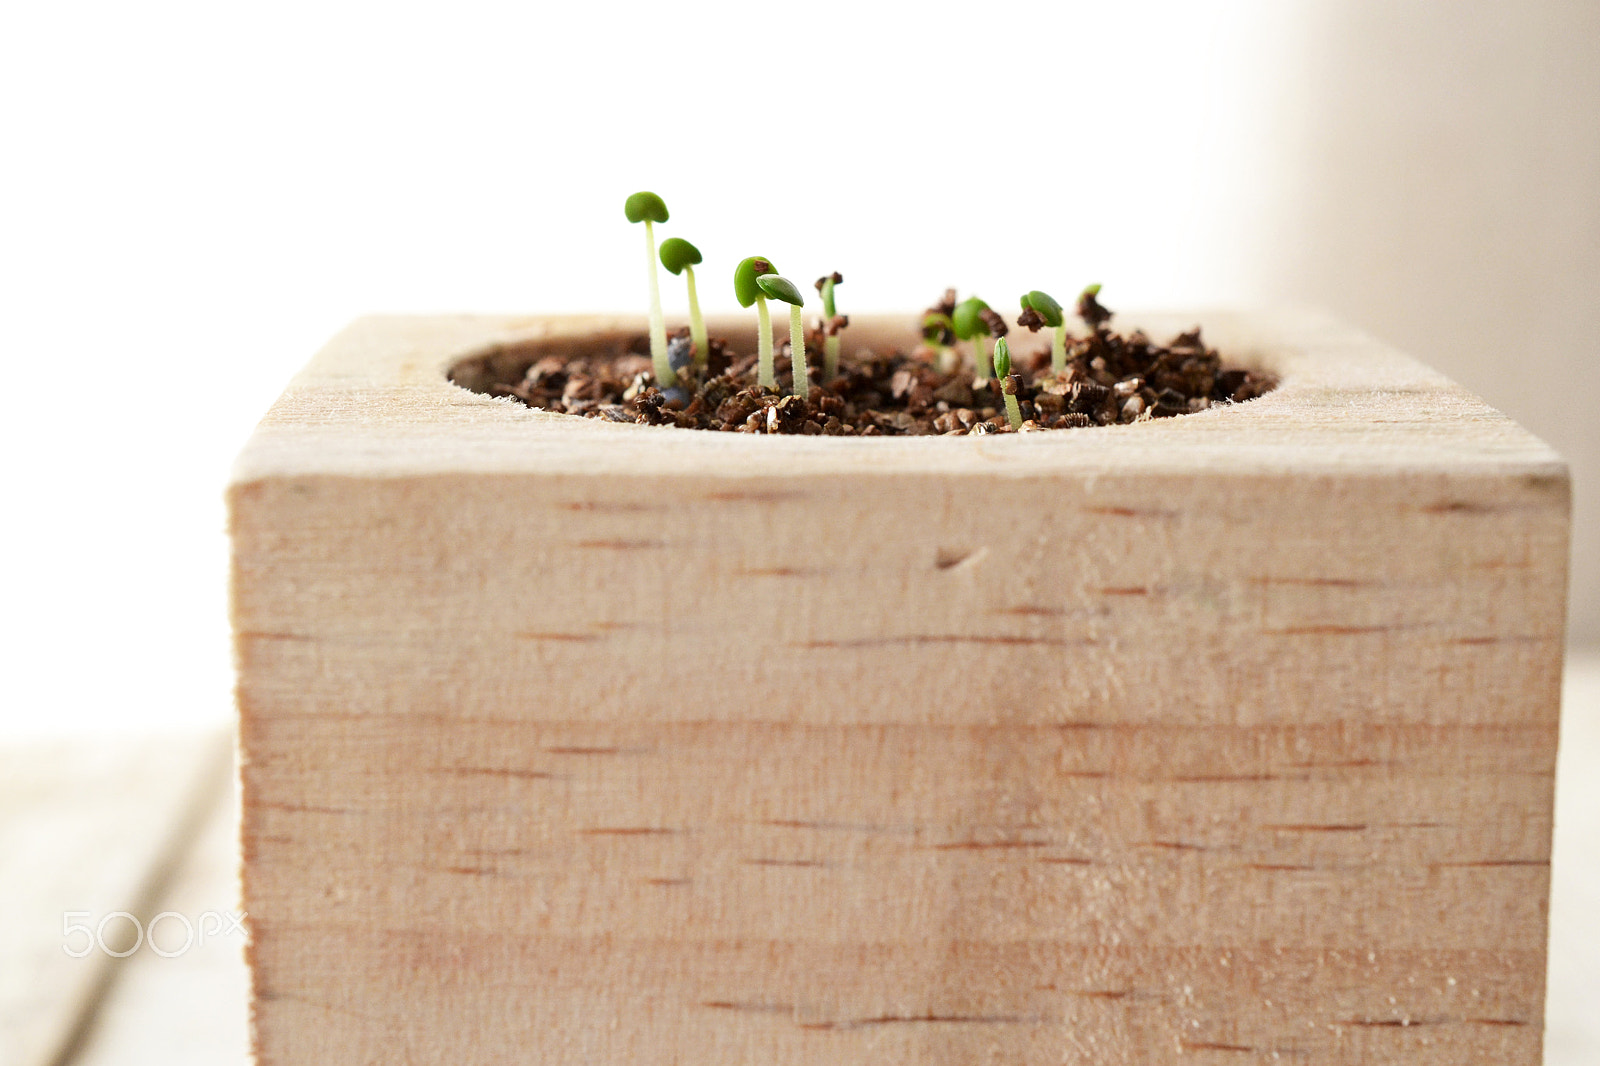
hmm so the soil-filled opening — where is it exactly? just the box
[448,308,1276,437]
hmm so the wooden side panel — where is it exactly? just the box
[231,458,1568,1065]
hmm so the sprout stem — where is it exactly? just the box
[684,265,708,367]
[789,303,809,400]
[1052,325,1067,376]
[994,337,1022,430]
[819,274,841,382]
[756,296,775,388]
[973,335,990,379]
[643,220,672,385]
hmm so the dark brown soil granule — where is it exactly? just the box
[476,314,1274,436]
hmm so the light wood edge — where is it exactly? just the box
[231,310,1568,483]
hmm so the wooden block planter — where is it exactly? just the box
[229,311,1569,1065]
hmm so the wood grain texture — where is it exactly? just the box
[229,311,1570,1064]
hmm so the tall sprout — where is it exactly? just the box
[734,256,779,389]
[624,191,673,386]
[757,275,809,399]
[659,237,708,367]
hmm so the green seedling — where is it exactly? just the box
[993,336,1023,430]
[757,274,809,400]
[1018,289,1068,375]
[952,295,997,379]
[734,256,780,389]
[815,272,845,382]
[659,237,707,367]
[624,191,674,385]
[1077,282,1111,331]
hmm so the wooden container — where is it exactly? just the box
[229,311,1569,1065]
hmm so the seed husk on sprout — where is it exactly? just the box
[993,336,1023,430]
[1018,289,1068,376]
[1078,283,1112,331]
[814,272,845,382]
[921,288,959,373]
[921,312,956,372]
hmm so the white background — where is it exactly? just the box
[0,0,1594,735]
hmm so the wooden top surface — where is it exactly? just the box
[231,311,1566,483]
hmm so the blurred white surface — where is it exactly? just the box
[1546,655,1600,1064]
[0,732,230,1066]
[69,757,246,1066]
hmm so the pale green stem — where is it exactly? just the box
[1052,325,1067,376]
[1004,393,1023,430]
[684,265,707,367]
[643,220,672,385]
[789,304,809,399]
[756,296,774,388]
[973,335,990,379]
[820,279,839,382]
